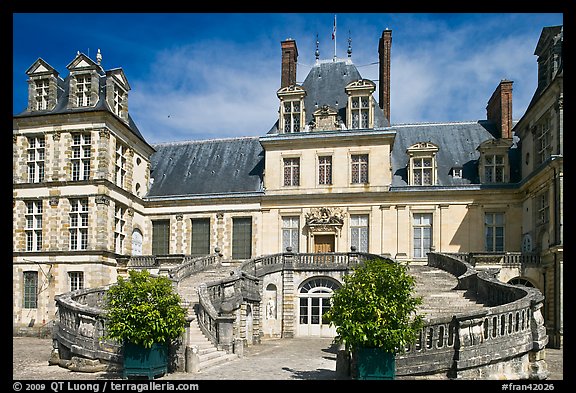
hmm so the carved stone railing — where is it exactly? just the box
[442,252,541,268]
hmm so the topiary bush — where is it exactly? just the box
[103,270,187,349]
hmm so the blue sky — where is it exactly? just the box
[13,13,563,144]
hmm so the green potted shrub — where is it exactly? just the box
[103,269,187,379]
[324,258,425,380]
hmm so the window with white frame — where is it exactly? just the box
[283,157,300,186]
[27,136,45,183]
[350,214,369,252]
[535,116,552,165]
[115,142,127,188]
[485,212,505,252]
[25,201,43,252]
[71,133,91,181]
[35,79,50,110]
[536,191,550,226]
[76,75,91,107]
[69,271,84,291]
[69,198,89,250]
[283,100,301,133]
[318,156,332,185]
[114,205,126,254]
[351,154,368,184]
[282,216,299,252]
[413,213,432,258]
[350,96,370,129]
[484,154,505,183]
[113,84,124,116]
[23,271,38,309]
[412,157,434,185]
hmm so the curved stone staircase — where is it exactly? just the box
[174,262,487,373]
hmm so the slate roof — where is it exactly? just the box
[390,120,520,187]
[268,58,389,133]
[14,70,147,145]
[147,137,264,198]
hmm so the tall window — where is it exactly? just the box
[25,201,43,252]
[115,143,127,188]
[131,229,143,256]
[535,117,552,165]
[413,157,434,185]
[536,192,550,226]
[232,217,252,259]
[35,79,49,110]
[76,75,91,107]
[282,216,299,252]
[69,198,89,250]
[114,205,126,254]
[413,213,432,258]
[351,154,368,184]
[113,85,124,116]
[191,218,211,255]
[318,156,332,185]
[27,136,45,183]
[484,154,505,183]
[283,100,301,133]
[350,96,370,129]
[152,220,170,255]
[69,272,84,291]
[23,271,38,309]
[485,212,505,252]
[350,214,369,252]
[283,157,300,186]
[71,133,91,181]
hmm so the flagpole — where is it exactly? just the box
[333,15,337,59]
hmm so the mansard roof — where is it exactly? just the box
[147,137,264,198]
[390,120,520,187]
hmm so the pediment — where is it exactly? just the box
[407,141,439,154]
[26,58,58,77]
[66,53,99,71]
[477,138,513,151]
[107,68,131,90]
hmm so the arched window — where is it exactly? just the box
[131,229,143,256]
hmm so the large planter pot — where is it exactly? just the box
[355,347,396,380]
[123,342,168,380]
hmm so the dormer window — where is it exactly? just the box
[106,69,131,122]
[477,139,512,184]
[407,142,439,186]
[113,85,124,116]
[76,75,91,107]
[35,79,50,110]
[452,167,463,179]
[345,79,376,130]
[25,58,60,112]
[277,85,306,134]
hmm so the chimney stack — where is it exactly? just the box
[281,39,298,88]
[378,29,392,124]
[486,79,513,139]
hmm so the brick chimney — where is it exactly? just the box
[486,79,513,139]
[378,29,392,123]
[281,39,298,88]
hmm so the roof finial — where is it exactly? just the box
[347,31,352,58]
[96,48,102,65]
[315,34,320,61]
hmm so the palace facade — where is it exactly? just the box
[13,25,563,348]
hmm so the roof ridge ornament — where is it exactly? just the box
[315,34,320,61]
[347,31,352,58]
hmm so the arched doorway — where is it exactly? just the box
[297,276,340,337]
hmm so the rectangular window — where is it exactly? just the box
[69,198,88,250]
[535,117,552,165]
[23,271,38,309]
[232,217,252,260]
[318,156,332,185]
[413,213,432,258]
[282,216,299,252]
[27,136,45,183]
[537,192,550,226]
[76,75,91,107]
[113,85,124,116]
[114,205,126,254]
[35,79,49,110]
[484,154,505,183]
[191,218,211,255]
[413,157,433,185]
[350,214,369,252]
[351,154,368,184]
[71,133,91,181]
[152,220,170,255]
[25,200,43,251]
[485,212,505,252]
[351,96,370,129]
[115,142,127,188]
[283,157,300,186]
[69,271,84,292]
[283,100,301,133]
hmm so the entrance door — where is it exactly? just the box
[314,235,335,253]
[297,277,340,337]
